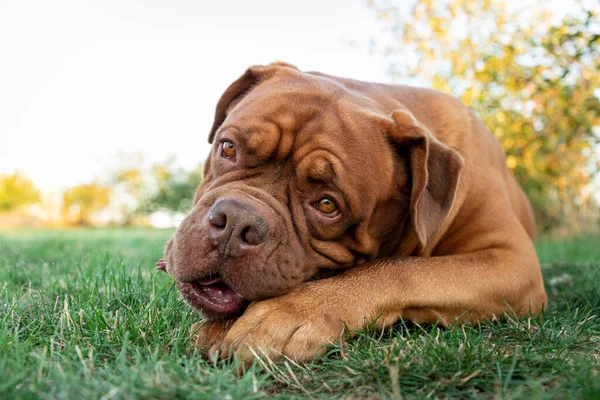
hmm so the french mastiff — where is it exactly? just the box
[159,62,547,364]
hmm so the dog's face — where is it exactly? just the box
[164,63,463,320]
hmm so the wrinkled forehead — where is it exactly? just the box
[217,76,334,154]
[218,76,387,157]
[214,75,396,202]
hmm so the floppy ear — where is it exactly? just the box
[208,62,298,143]
[390,109,464,249]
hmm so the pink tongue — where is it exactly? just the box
[201,282,242,304]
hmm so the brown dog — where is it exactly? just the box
[162,62,547,364]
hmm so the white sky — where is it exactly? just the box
[0,0,389,191]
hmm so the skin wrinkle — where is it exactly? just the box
[286,185,304,248]
[263,239,286,275]
[214,129,273,170]
[206,166,264,190]
[308,238,353,266]
[259,105,323,163]
[295,150,359,224]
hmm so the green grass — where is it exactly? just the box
[1,228,599,399]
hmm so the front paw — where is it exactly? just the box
[191,319,236,357]
[213,292,350,365]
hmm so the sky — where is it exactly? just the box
[0,0,389,191]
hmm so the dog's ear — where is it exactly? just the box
[390,109,464,250]
[208,62,298,143]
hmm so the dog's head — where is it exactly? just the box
[164,63,463,320]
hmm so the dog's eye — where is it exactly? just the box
[221,141,236,159]
[315,198,338,215]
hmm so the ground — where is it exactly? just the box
[1,228,599,399]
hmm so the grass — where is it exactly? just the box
[1,228,599,399]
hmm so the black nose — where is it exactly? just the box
[207,198,270,257]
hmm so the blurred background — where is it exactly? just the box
[1,0,598,236]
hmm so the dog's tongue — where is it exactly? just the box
[192,275,245,310]
[199,280,243,304]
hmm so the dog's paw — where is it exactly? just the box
[211,289,350,367]
[191,319,236,357]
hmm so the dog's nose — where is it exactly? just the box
[207,198,270,257]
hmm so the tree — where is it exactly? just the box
[0,172,40,212]
[62,183,111,225]
[142,163,203,214]
[109,157,203,223]
[112,166,148,224]
[367,0,600,232]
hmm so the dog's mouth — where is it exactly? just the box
[177,273,248,319]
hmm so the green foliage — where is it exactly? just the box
[0,171,40,212]
[111,159,203,220]
[1,229,599,398]
[142,163,203,214]
[62,182,111,225]
[368,0,600,232]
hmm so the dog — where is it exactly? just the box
[159,62,547,365]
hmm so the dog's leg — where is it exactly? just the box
[328,248,548,327]
[215,245,547,364]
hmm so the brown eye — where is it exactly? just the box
[221,141,236,159]
[315,198,338,214]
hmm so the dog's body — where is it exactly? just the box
[163,63,547,363]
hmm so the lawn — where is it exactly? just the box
[1,229,599,399]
